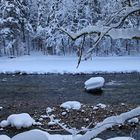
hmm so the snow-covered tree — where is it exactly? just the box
[61,0,140,62]
[0,0,29,56]
[0,0,140,57]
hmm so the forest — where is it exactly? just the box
[0,0,140,57]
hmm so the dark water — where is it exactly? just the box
[0,73,140,109]
[0,73,140,138]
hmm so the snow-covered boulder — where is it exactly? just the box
[60,101,81,110]
[96,103,107,109]
[11,129,82,140]
[85,77,105,91]
[11,129,48,140]
[0,135,10,140]
[0,113,35,129]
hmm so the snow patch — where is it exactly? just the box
[96,103,107,109]
[60,101,81,110]
[0,107,3,110]
[0,135,10,140]
[46,107,54,114]
[128,117,139,124]
[0,56,140,74]
[0,113,35,129]
[11,129,48,140]
[108,137,135,140]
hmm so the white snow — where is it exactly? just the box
[96,103,107,109]
[108,137,135,140]
[0,129,135,140]
[85,77,105,90]
[128,117,139,124]
[77,107,140,140]
[0,120,9,128]
[61,112,67,116]
[0,113,35,129]
[60,101,81,110]
[0,55,140,74]
[61,25,140,40]
[46,107,54,114]
[0,135,10,140]
[11,129,48,140]
[0,107,3,110]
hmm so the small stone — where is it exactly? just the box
[40,115,48,119]
[121,103,125,106]
[93,106,99,110]
[0,107,3,110]
[61,112,67,116]
[39,118,43,121]
[81,110,85,112]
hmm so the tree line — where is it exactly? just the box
[0,0,140,57]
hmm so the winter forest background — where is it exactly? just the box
[0,0,140,57]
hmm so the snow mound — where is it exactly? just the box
[60,101,81,110]
[0,135,10,140]
[128,117,139,124]
[11,129,82,140]
[85,77,105,91]
[0,107,3,110]
[0,113,35,129]
[11,129,48,140]
[0,130,136,140]
[108,137,135,140]
[96,103,107,109]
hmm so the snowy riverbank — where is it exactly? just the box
[0,54,140,74]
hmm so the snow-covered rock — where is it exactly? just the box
[61,112,67,116]
[0,107,3,110]
[128,117,139,124]
[0,113,35,129]
[0,130,136,140]
[11,129,48,140]
[0,135,10,140]
[108,137,135,140]
[46,107,53,114]
[60,101,81,110]
[0,120,9,127]
[96,103,107,109]
[11,129,82,140]
[85,77,105,91]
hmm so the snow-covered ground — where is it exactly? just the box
[0,129,136,140]
[0,102,139,140]
[0,54,140,74]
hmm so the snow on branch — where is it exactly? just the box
[60,26,140,40]
[60,3,140,60]
[60,3,140,40]
[75,106,140,140]
[42,106,140,140]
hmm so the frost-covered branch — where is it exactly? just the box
[75,106,140,140]
[60,26,140,40]
[60,3,140,40]
[44,106,140,140]
[60,3,140,60]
